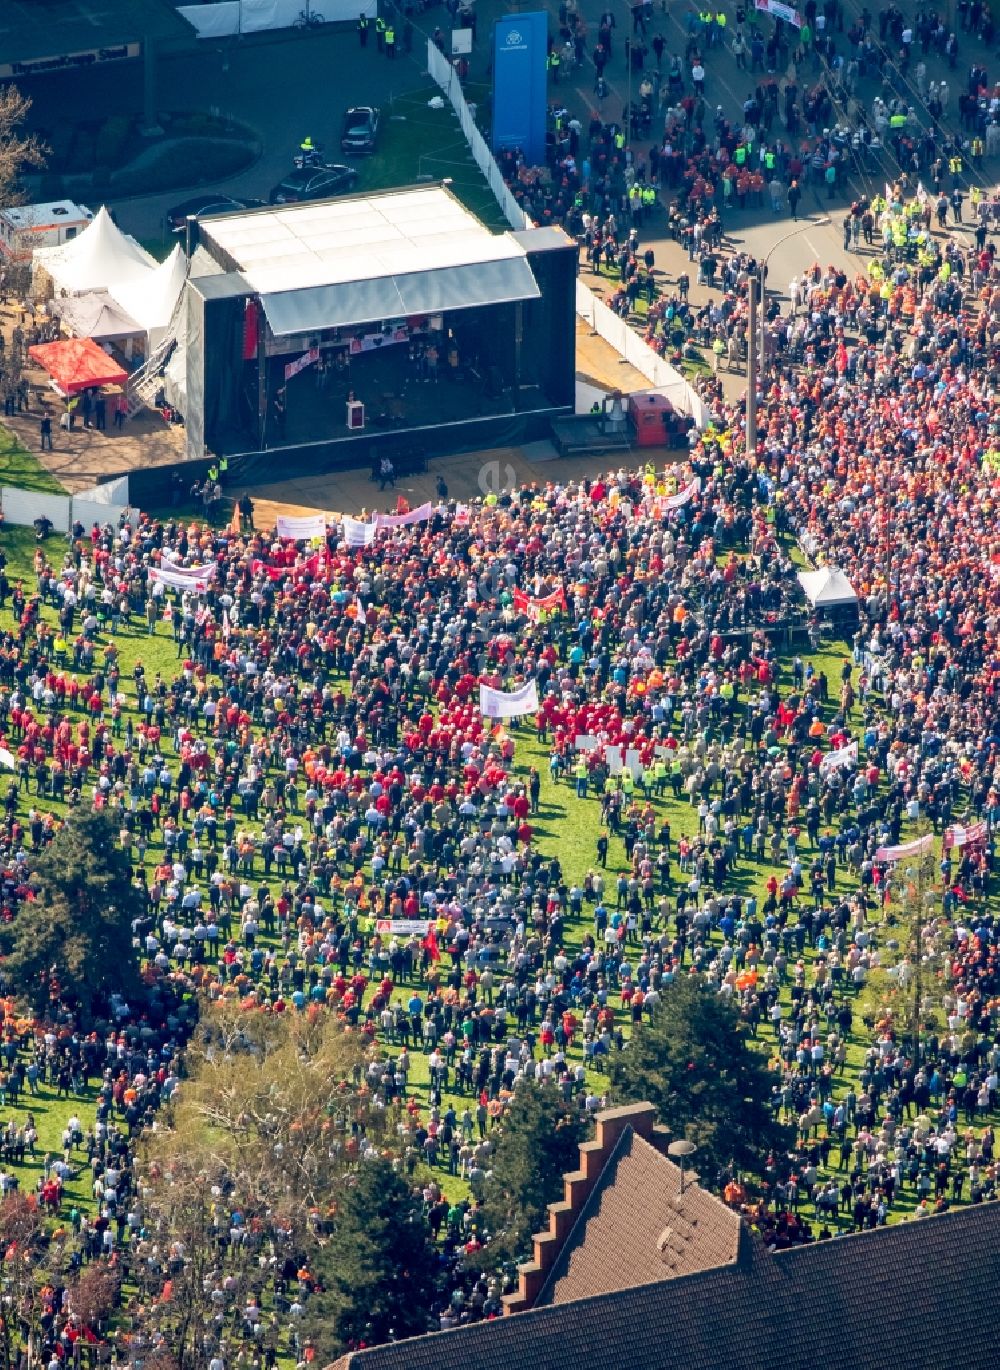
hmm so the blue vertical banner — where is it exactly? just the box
[492,11,548,168]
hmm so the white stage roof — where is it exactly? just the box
[199,187,528,295]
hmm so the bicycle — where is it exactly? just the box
[295,8,326,27]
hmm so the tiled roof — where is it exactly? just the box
[325,1200,1000,1370]
[538,1129,743,1305]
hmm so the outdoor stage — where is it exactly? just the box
[214,297,556,465]
[121,185,578,505]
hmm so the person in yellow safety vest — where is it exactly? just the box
[300,136,315,152]
[375,14,385,51]
[949,155,962,180]
[574,757,588,797]
[642,185,656,211]
[889,111,906,130]
[385,22,395,55]
[549,48,561,80]
[357,12,368,45]
[971,185,982,209]
[207,463,218,484]
[971,136,984,159]
[614,129,625,151]
[219,456,229,484]
[712,336,726,372]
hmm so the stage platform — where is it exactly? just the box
[235,342,537,457]
[551,415,633,457]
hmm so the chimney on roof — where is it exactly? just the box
[502,1102,659,1317]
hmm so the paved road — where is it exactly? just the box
[18,25,436,241]
[13,0,996,259]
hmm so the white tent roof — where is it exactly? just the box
[797,566,859,608]
[33,205,156,296]
[110,244,187,341]
[57,290,144,342]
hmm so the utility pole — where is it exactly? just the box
[746,274,758,458]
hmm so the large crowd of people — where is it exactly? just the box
[1,1,1000,1358]
[3,192,1000,1348]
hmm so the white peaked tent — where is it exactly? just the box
[33,206,156,296]
[797,566,859,609]
[111,244,187,347]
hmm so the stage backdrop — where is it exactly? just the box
[492,12,547,168]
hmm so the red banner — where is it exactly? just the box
[242,299,259,362]
[513,586,568,623]
[943,821,988,851]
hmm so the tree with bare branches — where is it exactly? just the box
[0,87,46,208]
[178,1004,395,1235]
[126,1005,408,1368]
[0,1194,50,1370]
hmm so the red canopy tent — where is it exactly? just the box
[28,337,128,396]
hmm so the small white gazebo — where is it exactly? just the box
[797,566,859,610]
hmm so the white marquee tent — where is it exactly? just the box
[33,206,156,297]
[56,291,143,344]
[111,244,187,347]
[797,566,859,609]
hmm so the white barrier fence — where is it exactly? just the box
[179,0,374,39]
[574,281,709,427]
[425,40,706,428]
[2,476,134,535]
[3,488,70,534]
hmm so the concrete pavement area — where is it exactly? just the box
[14,0,999,250]
[242,437,683,524]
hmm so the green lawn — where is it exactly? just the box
[356,85,509,230]
[0,425,66,495]
[0,507,989,1252]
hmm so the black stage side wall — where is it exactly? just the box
[127,407,568,506]
[521,244,576,408]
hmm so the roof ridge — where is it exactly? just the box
[534,1122,638,1307]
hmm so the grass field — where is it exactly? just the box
[0,427,66,495]
[0,492,987,1254]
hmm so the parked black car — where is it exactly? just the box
[340,106,380,155]
[268,165,359,205]
[165,194,264,232]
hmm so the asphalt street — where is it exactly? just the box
[12,0,994,295]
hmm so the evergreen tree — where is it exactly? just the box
[1,807,142,1024]
[474,1079,590,1271]
[610,975,791,1184]
[307,1158,441,1355]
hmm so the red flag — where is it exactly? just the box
[422,930,440,963]
[395,495,410,515]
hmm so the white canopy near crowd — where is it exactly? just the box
[797,566,859,610]
[32,209,187,357]
[111,245,187,349]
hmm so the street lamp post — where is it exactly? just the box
[745,215,830,455]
